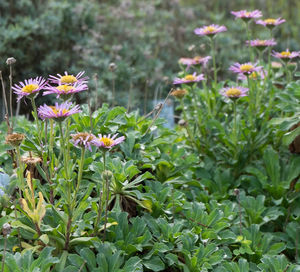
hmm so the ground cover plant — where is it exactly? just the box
[1,6,300,272]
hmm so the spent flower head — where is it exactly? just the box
[229,62,263,75]
[5,133,25,147]
[38,102,81,121]
[71,132,96,151]
[49,71,88,85]
[194,24,227,37]
[12,77,47,102]
[220,86,249,99]
[173,73,205,85]
[92,134,125,149]
[170,89,188,99]
[231,10,262,21]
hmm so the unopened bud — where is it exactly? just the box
[6,57,16,65]
[2,223,11,236]
[234,188,240,195]
[102,170,113,180]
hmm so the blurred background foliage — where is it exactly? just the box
[0,0,300,117]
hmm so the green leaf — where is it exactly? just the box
[143,256,165,271]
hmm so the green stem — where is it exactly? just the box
[245,22,253,62]
[15,145,24,193]
[102,151,110,242]
[30,98,41,143]
[58,121,69,181]
[1,235,7,272]
[75,147,85,196]
[210,38,217,86]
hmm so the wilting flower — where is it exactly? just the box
[271,61,283,69]
[92,134,125,149]
[272,49,300,61]
[238,70,267,81]
[5,133,25,147]
[38,102,81,121]
[173,73,205,85]
[179,56,211,69]
[220,86,249,98]
[43,82,88,99]
[229,62,262,75]
[170,89,188,99]
[194,24,227,37]
[71,132,96,151]
[48,71,88,85]
[256,18,285,28]
[231,10,262,21]
[246,39,277,50]
[12,77,47,102]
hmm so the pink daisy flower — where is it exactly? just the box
[246,39,277,50]
[12,77,47,102]
[179,56,211,69]
[38,102,81,121]
[173,73,205,85]
[272,49,300,60]
[71,132,96,151]
[238,70,267,81]
[194,24,227,37]
[231,10,262,21]
[43,82,88,99]
[92,134,125,149]
[48,71,88,85]
[256,18,285,28]
[220,86,249,98]
[229,62,263,75]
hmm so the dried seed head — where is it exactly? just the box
[234,188,240,195]
[6,57,16,65]
[2,223,11,236]
[178,119,187,127]
[109,62,117,72]
[5,133,25,147]
[171,89,188,99]
[21,155,42,166]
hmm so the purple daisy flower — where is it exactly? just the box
[272,49,300,60]
[238,70,267,81]
[48,71,88,85]
[173,73,205,85]
[194,24,227,37]
[43,82,88,99]
[38,102,81,121]
[179,56,211,69]
[71,132,95,151]
[229,62,263,75]
[231,10,262,20]
[220,86,249,98]
[256,18,285,28]
[12,77,47,102]
[246,39,277,50]
[92,134,125,149]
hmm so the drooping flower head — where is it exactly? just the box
[220,86,249,99]
[194,24,227,37]
[43,82,88,99]
[38,102,81,121]
[256,18,285,28]
[48,71,88,85]
[179,56,211,69]
[92,134,125,149]
[272,49,300,61]
[170,89,188,99]
[229,62,263,75]
[231,10,262,21]
[12,77,47,102]
[246,39,277,50]
[71,132,96,151]
[173,73,205,85]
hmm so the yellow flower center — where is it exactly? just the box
[280,51,291,57]
[60,75,77,84]
[204,26,216,33]
[264,18,276,25]
[50,106,69,115]
[240,64,254,72]
[226,88,241,97]
[249,71,258,79]
[184,74,196,81]
[21,84,39,94]
[56,85,74,93]
[100,137,114,147]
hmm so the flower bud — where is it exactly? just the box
[2,223,11,236]
[109,62,117,72]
